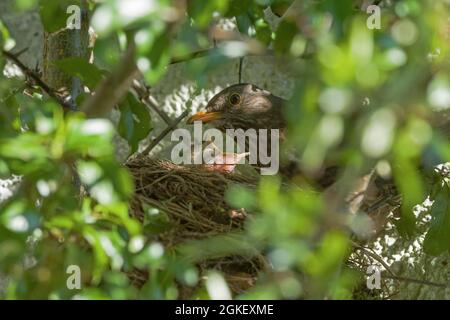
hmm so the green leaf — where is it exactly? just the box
[423,184,450,256]
[224,0,253,17]
[393,125,427,235]
[118,93,152,154]
[177,232,258,263]
[143,211,172,235]
[39,0,80,33]
[187,0,229,28]
[274,20,298,53]
[148,32,170,67]
[0,20,8,47]
[0,200,41,233]
[255,19,273,46]
[54,57,104,89]
[0,224,28,265]
[81,226,110,283]
[0,133,48,161]
[236,14,253,36]
[225,185,256,209]
[144,31,171,84]
[0,159,10,178]
[65,117,115,158]
[1,94,21,136]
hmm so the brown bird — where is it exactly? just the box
[186,83,326,179]
[187,83,288,175]
[187,83,286,130]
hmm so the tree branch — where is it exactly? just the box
[2,49,74,110]
[140,109,190,156]
[81,44,139,118]
[169,48,214,65]
[352,241,448,289]
[132,79,173,125]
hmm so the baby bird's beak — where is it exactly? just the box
[187,111,224,124]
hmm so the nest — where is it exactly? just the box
[124,156,413,298]
[125,156,266,295]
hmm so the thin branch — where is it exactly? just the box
[366,194,403,214]
[383,274,448,289]
[146,95,173,124]
[2,50,74,110]
[352,241,396,277]
[238,57,244,84]
[140,109,190,156]
[13,47,29,58]
[352,241,448,289]
[132,80,173,125]
[170,48,213,65]
[169,47,269,66]
[169,44,312,67]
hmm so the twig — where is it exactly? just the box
[132,80,173,125]
[383,274,448,289]
[13,47,29,58]
[366,194,402,214]
[140,109,190,156]
[146,95,173,125]
[170,48,213,65]
[169,47,276,66]
[352,241,448,289]
[238,57,244,84]
[2,49,74,110]
[352,241,396,277]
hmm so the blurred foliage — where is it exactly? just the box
[0,0,449,300]
[39,0,83,33]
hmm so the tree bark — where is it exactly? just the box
[42,0,90,109]
[0,0,43,70]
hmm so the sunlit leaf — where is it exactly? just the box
[54,57,104,89]
[118,93,152,154]
[423,183,450,255]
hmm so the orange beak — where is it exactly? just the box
[186,111,223,124]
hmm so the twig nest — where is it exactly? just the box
[127,156,257,231]
[126,156,264,294]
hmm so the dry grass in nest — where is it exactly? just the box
[125,156,266,294]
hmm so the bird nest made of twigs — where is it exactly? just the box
[124,156,413,298]
[125,156,265,294]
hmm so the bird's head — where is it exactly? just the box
[187,83,285,130]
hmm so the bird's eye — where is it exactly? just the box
[229,93,241,106]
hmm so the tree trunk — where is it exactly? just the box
[42,1,90,109]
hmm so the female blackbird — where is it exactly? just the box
[187,83,347,188]
[187,83,287,175]
[187,83,286,130]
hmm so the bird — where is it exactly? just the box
[187,83,289,176]
[187,83,286,131]
[186,83,342,187]
[203,151,250,173]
